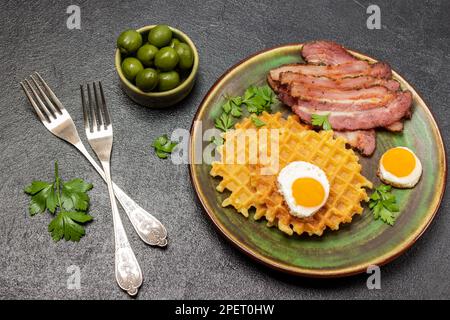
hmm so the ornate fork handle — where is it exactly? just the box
[102,161,142,296]
[114,220,143,296]
[113,186,167,247]
[75,142,167,246]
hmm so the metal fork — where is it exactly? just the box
[80,81,142,296]
[20,72,167,247]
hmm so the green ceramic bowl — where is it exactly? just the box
[189,44,447,277]
[115,25,199,108]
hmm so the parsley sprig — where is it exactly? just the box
[369,184,400,225]
[214,85,277,132]
[311,113,332,130]
[215,112,235,132]
[210,135,224,146]
[222,96,243,117]
[24,162,93,242]
[152,134,178,159]
[242,85,277,115]
[251,116,266,127]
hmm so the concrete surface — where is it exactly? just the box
[0,0,449,299]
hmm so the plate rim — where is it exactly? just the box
[188,43,447,277]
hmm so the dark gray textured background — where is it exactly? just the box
[0,0,449,300]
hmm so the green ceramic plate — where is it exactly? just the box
[189,44,446,277]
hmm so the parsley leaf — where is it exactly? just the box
[46,188,58,214]
[259,85,274,102]
[215,84,277,129]
[245,86,255,98]
[48,211,93,242]
[311,114,332,131]
[152,134,178,159]
[245,102,258,114]
[153,135,168,147]
[222,97,243,117]
[230,96,242,106]
[161,142,178,153]
[24,180,52,195]
[24,181,54,215]
[210,135,224,146]
[156,150,168,159]
[244,95,268,115]
[379,208,395,225]
[230,103,242,117]
[222,100,232,114]
[215,112,234,132]
[61,178,93,211]
[242,85,277,115]
[369,184,400,226]
[251,116,266,128]
[24,162,94,242]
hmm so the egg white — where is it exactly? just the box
[277,161,330,218]
[378,147,422,188]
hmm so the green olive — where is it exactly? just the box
[154,47,179,71]
[148,24,172,48]
[136,68,159,92]
[158,71,180,91]
[137,44,159,67]
[174,43,193,70]
[169,38,181,49]
[121,57,144,81]
[117,29,142,55]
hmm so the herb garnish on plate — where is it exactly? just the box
[311,113,332,131]
[251,116,266,127]
[369,184,400,225]
[214,113,235,132]
[214,85,277,132]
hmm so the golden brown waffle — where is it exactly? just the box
[251,129,372,236]
[210,112,372,236]
[210,112,308,217]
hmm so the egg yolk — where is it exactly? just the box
[292,177,325,207]
[381,147,416,177]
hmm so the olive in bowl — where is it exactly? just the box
[115,25,199,108]
[121,57,143,81]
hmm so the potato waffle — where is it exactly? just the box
[251,129,373,236]
[210,112,372,236]
[210,112,307,217]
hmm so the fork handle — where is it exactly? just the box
[74,142,167,246]
[102,161,143,296]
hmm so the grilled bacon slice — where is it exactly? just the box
[302,40,358,65]
[291,91,412,131]
[333,130,376,156]
[277,84,395,112]
[267,40,413,156]
[279,72,400,91]
[269,61,392,82]
[385,121,404,132]
[289,84,396,111]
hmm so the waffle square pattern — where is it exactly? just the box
[210,112,372,236]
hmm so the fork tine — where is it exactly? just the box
[30,74,58,117]
[98,82,111,127]
[34,72,65,112]
[23,79,54,121]
[92,82,104,128]
[20,81,48,123]
[87,83,97,132]
[80,84,91,131]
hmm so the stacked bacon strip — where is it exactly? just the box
[268,41,413,156]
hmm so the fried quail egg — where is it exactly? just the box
[277,161,330,218]
[378,147,422,188]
